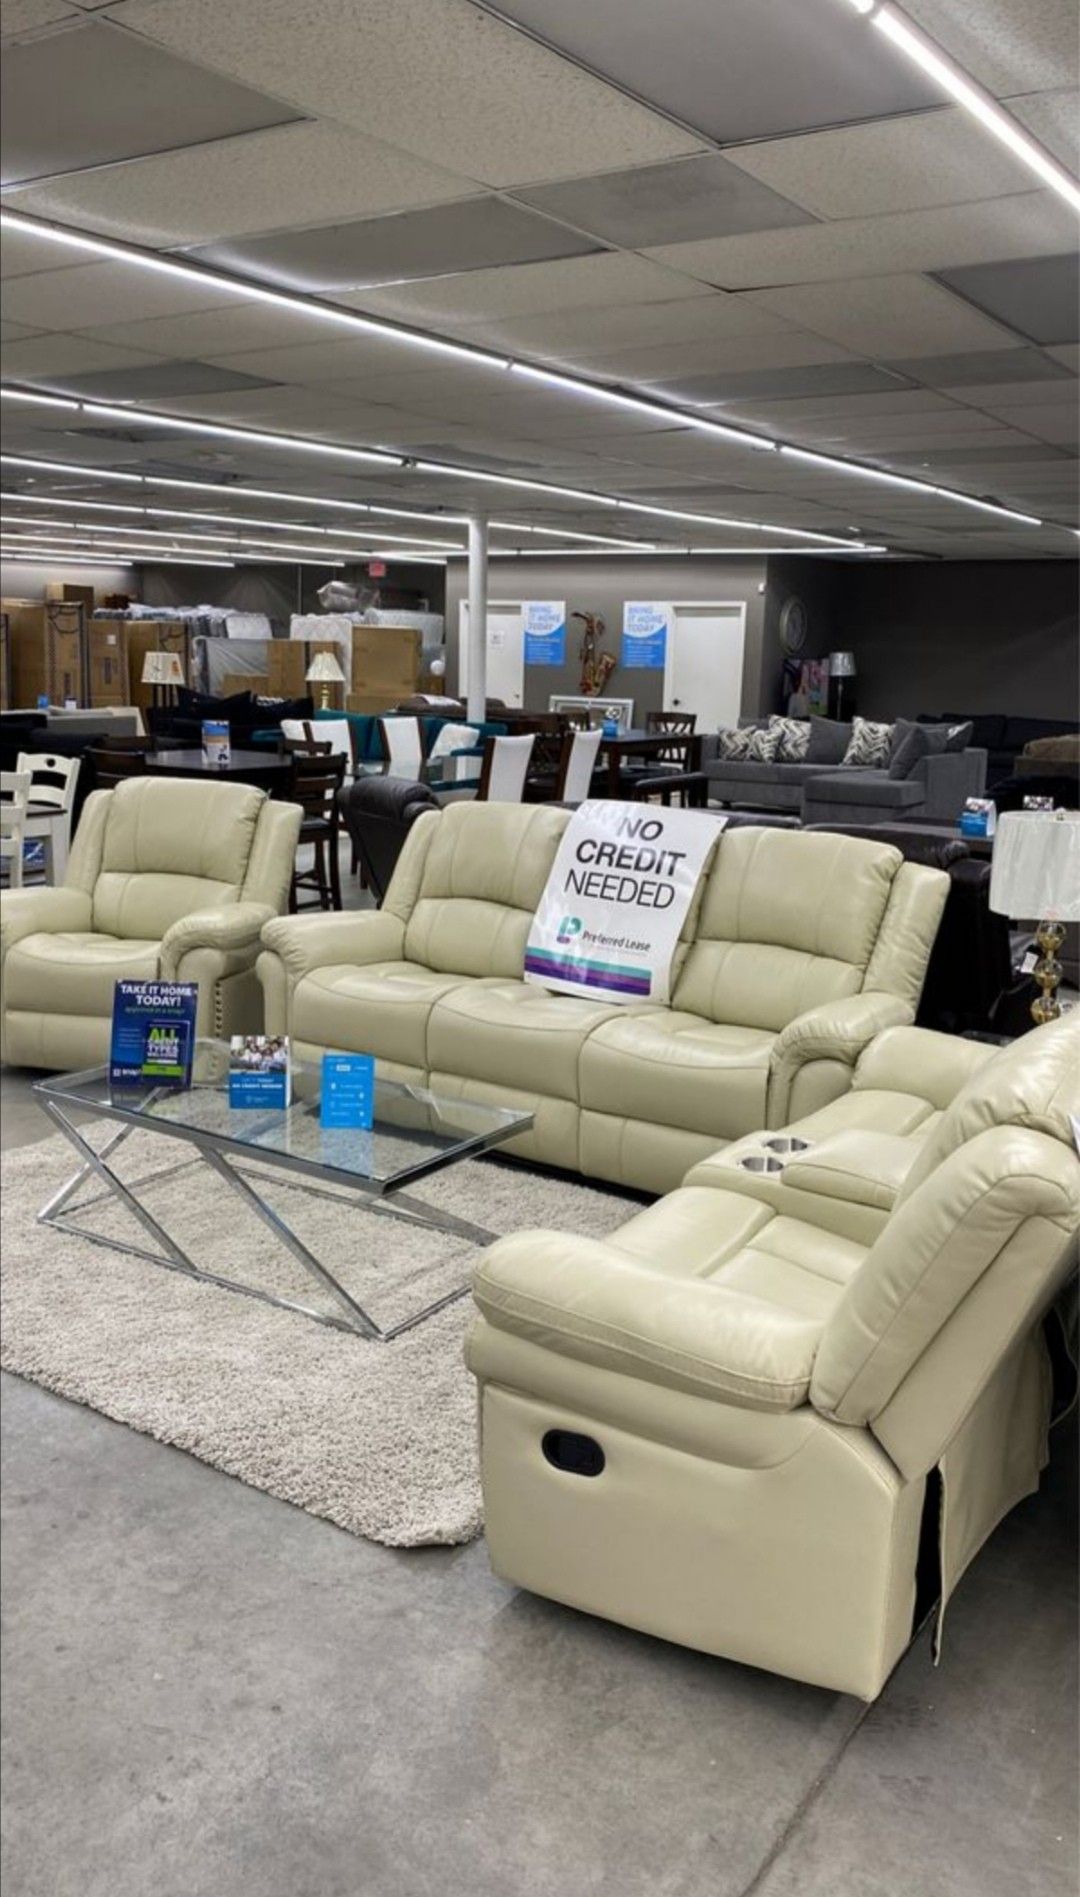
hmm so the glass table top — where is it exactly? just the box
[34,1044,533,1193]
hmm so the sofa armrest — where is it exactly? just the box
[852,1024,997,1108]
[159,901,275,979]
[918,747,987,818]
[259,909,406,984]
[768,992,913,1125]
[0,886,93,961]
[472,1229,820,1412]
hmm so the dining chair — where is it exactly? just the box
[475,734,536,803]
[0,770,31,890]
[15,751,80,884]
[287,749,347,912]
[378,716,424,780]
[282,718,355,777]
[555,726,604,804]
[645,709,698,767]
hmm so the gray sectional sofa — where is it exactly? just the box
[702,717,987,825]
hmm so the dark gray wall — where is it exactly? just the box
[827,561,1078,720]
[443,554,770,718]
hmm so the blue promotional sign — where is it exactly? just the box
[622,601,670,670]
[229,1035,290,1109]
[320,1052,376,1129]
[523,600,567,666]
[110,980,198,1089]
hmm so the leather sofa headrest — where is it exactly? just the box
[341,774,440,821]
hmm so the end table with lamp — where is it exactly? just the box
[990,809,1080,1025]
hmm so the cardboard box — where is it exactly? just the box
[5,599,85,705]
[45,582,95,615]
[86,620,128,707]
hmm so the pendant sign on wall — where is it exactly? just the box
[622,601,671,669]
[523,600,567,666]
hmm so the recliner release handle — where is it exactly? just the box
[542,1430,605,1477]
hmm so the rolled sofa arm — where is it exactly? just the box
[257,909,407,1036]
[0,886,93,963]
[768,991,913,1127]
[159,902,276,980]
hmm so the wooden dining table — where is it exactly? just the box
[595,728,693,798]
[145,747,292,795]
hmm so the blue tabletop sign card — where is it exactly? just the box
[229,1035,290,1108]
[110,980,198,1089]
[321,1052,375,1129]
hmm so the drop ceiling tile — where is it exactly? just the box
[1006,88,1080,171]
[469,293,795,359]
[115,0,705,188]
[0,332,167,376]
[514,153,816,248]
[948,378,1076,410]
[0,260,243,330]
[568,334,858,384]
[886,346,1068,387]
[191,199,601,294]
[747,274,1016,358]
[0,319,43,342]
[692,362,917,406]
[4,122,476,249]
[343,253,711,328]
[933,253,1080,345]
[202,333,494,387]
[0,19,303,187]
[643,193,1078,290]
[716,389,960,425]
[722,107,1037,220]
[901,0,1079,95]
[486,0,940,140]
[0,226,91,278]
[976,405,1079,445]
[1046,345,1080,372]
[50,360,284,400]
[0,0,79,36]
[75,301,335,358]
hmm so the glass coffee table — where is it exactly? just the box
[33,1048,533,1342]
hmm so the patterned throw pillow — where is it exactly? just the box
[717,724,781,762]
[768,716,810,761]
[841,716,894,768]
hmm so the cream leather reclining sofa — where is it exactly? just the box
[469,1015,1080,1699]
[258,803,948,1193]
[0,777,301,1070]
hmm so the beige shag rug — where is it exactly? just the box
[0,1132,637,1547]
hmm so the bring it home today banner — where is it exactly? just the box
[525,802,726,1006]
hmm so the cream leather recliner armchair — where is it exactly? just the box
[468,1014,1080,1699]
[258,803,948,1193]
[1,777,302,1070]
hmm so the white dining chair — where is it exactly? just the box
[15,751,80,884]
[282,718,355,780]
[557,727,604,804]
[0,770,32,890]
[378,717,424,780]
[476,733,536,803]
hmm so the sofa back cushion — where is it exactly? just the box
[404,801,569,978]
[673,827,903,1031]
[92,777,264,939]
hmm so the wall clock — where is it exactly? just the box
[779,596,808,655]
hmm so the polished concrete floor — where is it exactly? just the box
[2,1070,1077,1897]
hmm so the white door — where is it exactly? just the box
[458,601,525,707]
[664,604,746,730]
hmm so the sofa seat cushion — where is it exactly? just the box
[580,1009,775,1140]
[4,932,161,1016]
[808,772,924,809]
[428,979,624,1100]
[473,1191,867,1411]
[291,961,473,1068]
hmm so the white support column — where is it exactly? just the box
[465,510,488,723]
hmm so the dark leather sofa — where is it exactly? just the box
[338,774,441,904]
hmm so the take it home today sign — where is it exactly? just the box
[526,802,725,1005]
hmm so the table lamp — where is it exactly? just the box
[306,650,346,710]
[141,649,185,706]
[990,809,1080,1023]
[828,651,856,720]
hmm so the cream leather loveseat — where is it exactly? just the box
[469,1015,1080,1699]
[258,802,948,1192]
[1,777,301,1070]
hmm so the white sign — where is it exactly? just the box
[525,801,726,1005]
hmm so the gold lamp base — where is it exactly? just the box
[1031,919,1066,1025]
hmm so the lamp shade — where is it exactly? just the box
[990,810,1080,921]
[141,650,185,686]
[828,650,857,678]
[306,651,346,685]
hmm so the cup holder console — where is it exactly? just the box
[737,1137,813,1177]
[739,1155,784,1174]
[763,1136,812,1155]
